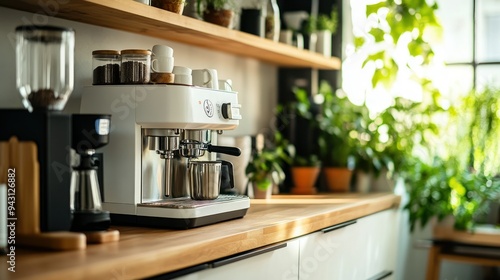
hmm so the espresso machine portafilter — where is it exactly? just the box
[145,128,240,199]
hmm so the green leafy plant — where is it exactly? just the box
[404,156,500,231]
[317,9,338,33]
[301,8,339,35]
[449,171,500,230]
[354,1,500,232]
[354,0,443,177]
[459,86,500,176]
[403,85,500,231]
[358,0,440,89]
[245,132,294,191]
[293,154,321,167]
[275,82,321,168]
[316,81,358,168]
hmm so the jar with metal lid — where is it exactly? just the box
[121,49,151,84]
[92,50,121,85]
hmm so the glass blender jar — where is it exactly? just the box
[16,25,75,112]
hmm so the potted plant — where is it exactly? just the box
[290,154,321,195]
[151,0,186,14]
[245,133,293,199]
[196,0,234,28]
[404,86,500,232]
[317,81,357,192]
[350,96,433,193]
[301,8,338,56]
[276,83,323,194]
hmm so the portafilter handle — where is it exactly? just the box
[207,144,241,157]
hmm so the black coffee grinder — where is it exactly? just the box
[0,25,110,250]
[70,114,111,231]
[0,25,75,234]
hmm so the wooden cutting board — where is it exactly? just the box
[0,137,40,235]
[1,136,86,250]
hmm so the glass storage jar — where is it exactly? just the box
[120,49,151,84]
[92,50,121,85]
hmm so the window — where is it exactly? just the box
[343,0,500,105]
[437,0,500,91]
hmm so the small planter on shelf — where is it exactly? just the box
[196,0,235,28]
[300,9,338,56]
[151,0,186,14]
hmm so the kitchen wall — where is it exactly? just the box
[0,6,278,137]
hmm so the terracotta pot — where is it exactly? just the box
[291,166,320,195]
[203,9,234,28]
[323,167,353,192]
[151,0,185,14]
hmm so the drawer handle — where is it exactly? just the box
[367,270,393,280]
[211,243,288,268]
[147,263,210,279]
[321,220,357,233]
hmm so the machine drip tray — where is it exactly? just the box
[139,195,249,209]
[111,195,250,229]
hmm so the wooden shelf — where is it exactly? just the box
[0,0,341,70]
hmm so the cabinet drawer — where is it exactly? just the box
[298,209,399,280]
[175,239,300,280]
[299,219,363,279]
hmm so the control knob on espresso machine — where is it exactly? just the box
[221,103,242,120]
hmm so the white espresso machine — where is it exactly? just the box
[80,85,250,229]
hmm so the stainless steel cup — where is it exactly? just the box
[189,160,221,200]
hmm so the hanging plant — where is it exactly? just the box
[356,0,441,90]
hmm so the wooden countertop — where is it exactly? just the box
[1,193,400,279]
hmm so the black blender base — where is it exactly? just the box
[71,211,111,231]
[110,209,248,229]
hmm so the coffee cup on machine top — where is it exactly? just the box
[218,79,233,91]
[173,66,193,85]
[192,68,218,89]
[151,44,174,73]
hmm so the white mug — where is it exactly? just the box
[173,66,192,75]
[218,79,233,91]
[206,69,219,89]
[174,74,192,85]
[192,68,218,89]
[152,44,173,57]
[173,66,192,85]
[151,56,174,73]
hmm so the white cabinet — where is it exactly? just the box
[361,209,399,279]
[297,209,399,280]
[176,239,300,280]
[165,209,398,280]
[298,219,364,279]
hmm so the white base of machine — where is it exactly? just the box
[137,195,250,219]
[108,195,250,229]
